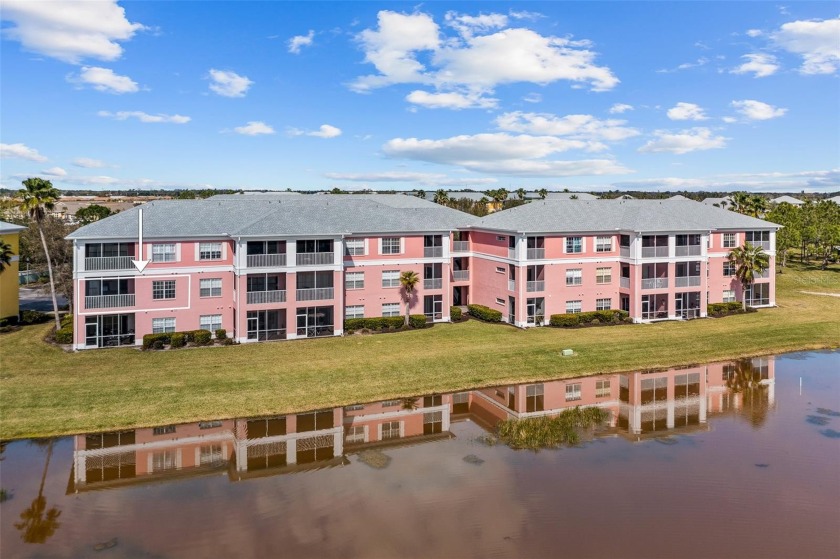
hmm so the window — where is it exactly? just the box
[496,235,506,242]
[381,400,401,407]
[382,270,400,288]
[596,267,612,284]
[152,280,175,300]
[381,421,401,440]
[152,243,176,262]
[723,290,736,303]
[199,242,222,260]
[566,301,582,314]
[199,420,222,430]
[596,236,612,252]
[345,238,365,256]
[345,305,364,319]
[382,303,400,317]
[526,384,544,413]
[381,237,401,255]
[346,425,366,444]
[565,236,583,253]
[596,380,611,398]
[495,298,505,306]
[723,233,736,248]
[723,262,736,276]
[345,271,364,290]
[495,266,505,273]
[745,231,770,244]
[565,383,582,401]
[200,314,222,332]
[200,278,222,297]
[566,269,582,286]
[596,298,611,311]
[152,317,176,333]
[153,425,176,436]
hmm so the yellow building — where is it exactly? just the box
[1,220,27,321]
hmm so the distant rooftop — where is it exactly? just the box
[770,195,804,205]
[0,220,26,234]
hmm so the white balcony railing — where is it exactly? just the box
[641,278,669,289]
[85,294,135,309]
[246,253,286,268]
[452,270,470,281]
[675,276,701,287]
[526,280,545,292]
[424,247,443,258]
[452,241,469,252]
[296,252,334,266]
[246,290,286,304]
[754,269,771,279]
[526,248,545,260]
[620,277,630,288]
[752,241,771,250]
[508,248,516,259]
[675,246,702,257]
[641,247,669,258]
[296,287,334,301]
[424,278,442,289]
[84,256,134,271]
[620,247,631,257]
[508,279,515,291]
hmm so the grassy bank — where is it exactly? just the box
[1,263,838,440]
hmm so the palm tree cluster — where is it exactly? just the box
[728,242,770,310]
[728,192,768,217]
[765,200,840,269]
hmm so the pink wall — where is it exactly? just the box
[471,231,510,258]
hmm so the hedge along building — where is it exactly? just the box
[66,194,780,350]
[463,198,780,327]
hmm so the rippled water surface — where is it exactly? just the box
[1,351,838,558]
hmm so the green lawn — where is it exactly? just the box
[1,263,838,440]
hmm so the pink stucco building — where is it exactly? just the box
[67,194,779,349]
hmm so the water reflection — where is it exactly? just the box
[15,439,61,544]
[67,357,776,494]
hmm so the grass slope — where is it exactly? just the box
[1,264,838,439]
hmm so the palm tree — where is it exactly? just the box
[433,189,450,205]
[414,189,427,199]
[15,439,61,544]
[17,178,62,330]
[399,270,420,326]
[537,188,548,200]
[728,242,770,311]
[724,360,770,428]
[516,188,526,200]
[0,239,14,273]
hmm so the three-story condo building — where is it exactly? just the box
[67,194,779,350]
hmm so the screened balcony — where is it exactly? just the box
[84,242,135,271]
[675,261,701,288]
[620,235,631,257]
[452,257,469,281]
[246,273,286,304]
[296,271,334,301]
[675,234,702,257]
[526,265,545,292]
[745,231,771,251]
[526,236,545,260]
[424,235,443,258]
[676,292,701,319]
[424,262,442,289]
[84,278,135,309]
[641,294,668,320]
[641,235,669,258]
[641,263,668,289]
[452,236,469,252]
[246,241,286,268]
[296,240,334,266]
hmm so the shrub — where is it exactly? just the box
[219,337,234,346]
[151,340,165,350]
[409,314,428,328]
[549,309,629,328]
[550,314,580,327]
[60,314,73,329]
[19,310,51,325]
[450,306,462,321]
[707,302,747,317]
[467,304,502,322]
[54,326,73,344]
[344,316,405,331]
[193,329,213,345]
[142,333,171,350]
[215,328,227,340]
[170,332,186,348]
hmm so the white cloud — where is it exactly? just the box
[69,66,139,93]
[657,57,708,73]
[495,112,640,143]
[0,142,48,162]
[609,103,634,114]
[288,30,315,54]
[523,93,542,103]
[667,102,708,121]
[382,133,633,177]
[287,124,342,138]
[41,166,67,177]
[0,0,144,63]
[98,110,190,124]
[324,171,498,186]
[771,17,840,74]
[730,53,779,77]
[72,157,106,168]
[406,89,497,109]
[208,69,253,97]
[746,29,763,38]
[611,169,840,193]
[638,128,727,155]
[233,121,275,135]
[508,10,544,21]
[731,99,787,120]
[444,11,508,38]
[722,116,738,123]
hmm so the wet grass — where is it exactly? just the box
[1,263,838,440]
[497,407,611,450]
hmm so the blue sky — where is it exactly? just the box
[1,1,838,193]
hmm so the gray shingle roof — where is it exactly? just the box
[0,220,27,234]
[470,199,780,234]
[67,195,476,240]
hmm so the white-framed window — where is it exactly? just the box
[596,298,611,311]
[380,420,401,440]
[723,262,736,276]
[723,233,736,248]
[565,383,582,401]
[495,266,505,273]
[382,303,400,317]
[496,235,506,242]
[596,267,612,284]
[381,400,401,407]
[595,380,611,398]
[199,242,222,260]
[345,305,364,319]
[495,297,505,306]
[565,236,583,253]
[566,300,582,314]
[152,280,175,300]
[382,270,400,288]
[381,237,401,255]
[345,238,365,256]
[566,269,582,286]
[596,236,612,252]
[200,314,222,332]
[345,271,364,290]
[346,425,366,444]
[152,243,177,262]
[200,278,222,298]
[723,290,736,303]
[152,317,176,333]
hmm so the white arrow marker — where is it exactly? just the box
[131,208,150,272]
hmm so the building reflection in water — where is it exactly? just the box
[67,357,775,493]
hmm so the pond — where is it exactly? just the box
[1,351,838,558]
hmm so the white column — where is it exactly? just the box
[667,399,675,429]
[333,430,343,458]
[442,407,451,432]
[74,454,87,485]
[287,438,297,464]
[699,392,708,423]
[235,440,248,471]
